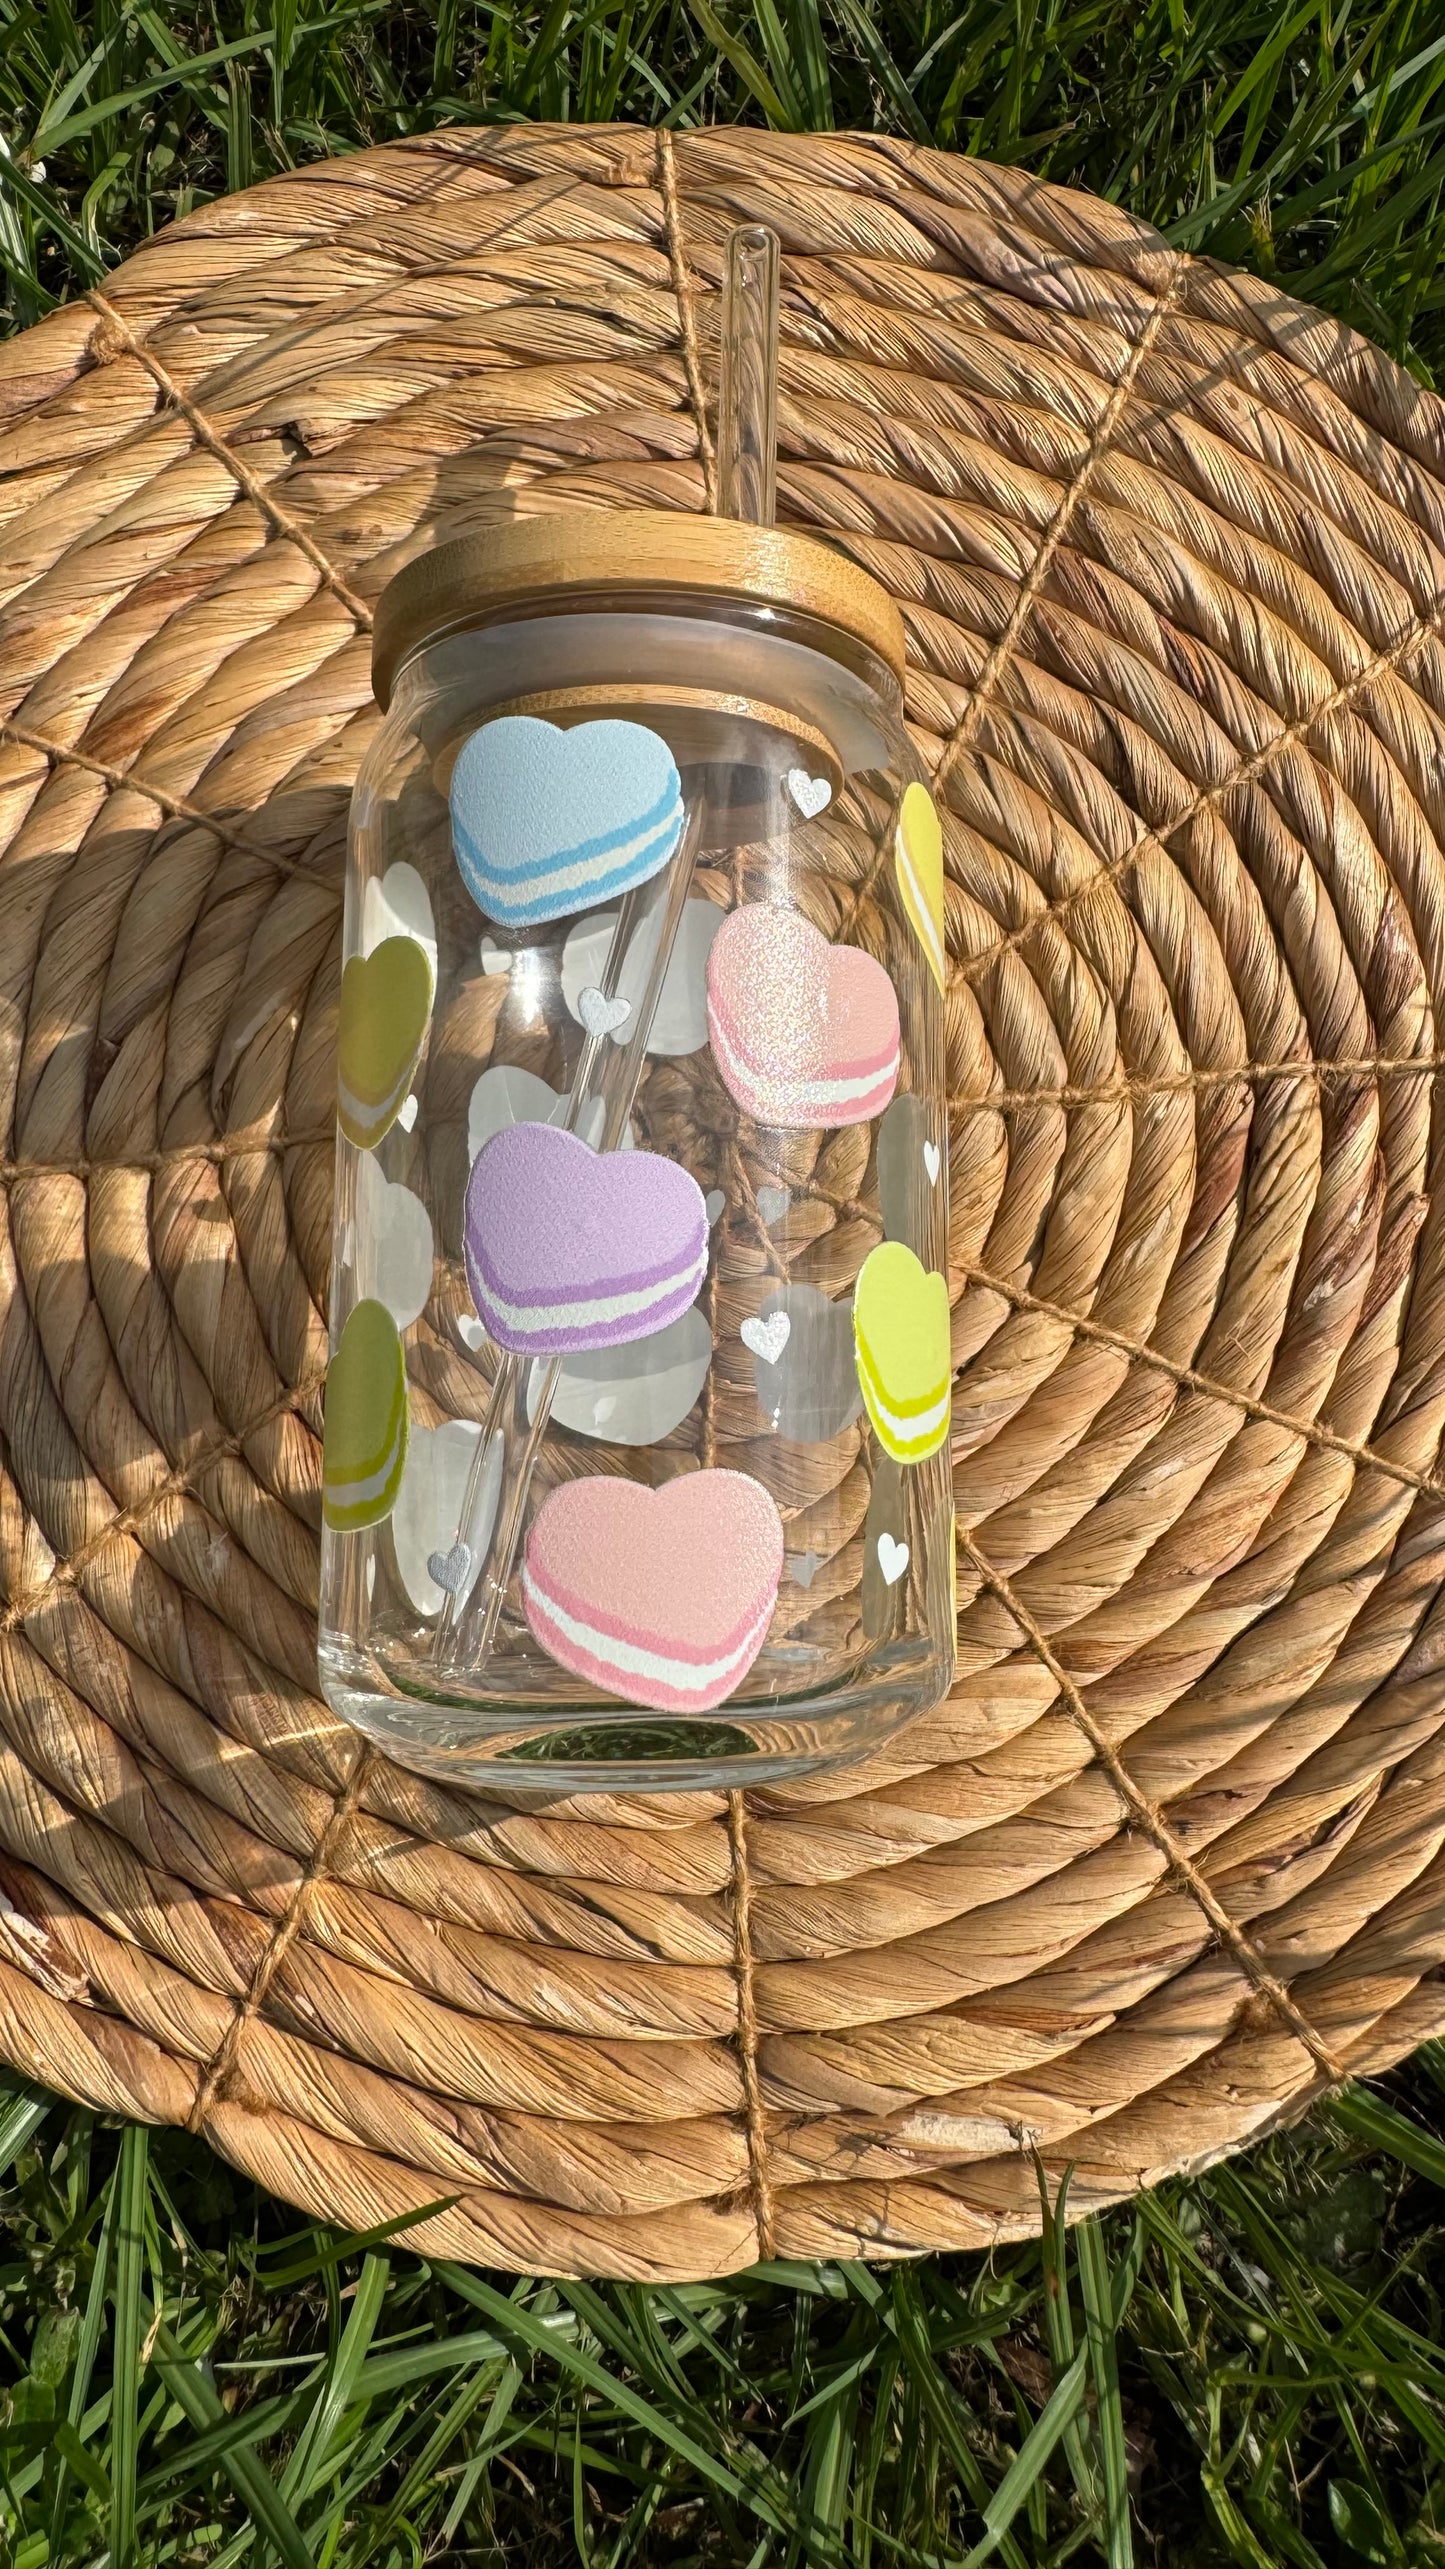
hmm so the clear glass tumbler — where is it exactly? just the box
[318,510,954,1790]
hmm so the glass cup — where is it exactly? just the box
[318,511,954,1791]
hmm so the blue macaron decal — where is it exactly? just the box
[450,715,685,932]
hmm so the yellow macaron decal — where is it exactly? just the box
[894,782,945,993]
[337,934,433,1150]
[323,1298,409,1530]
[853,1240,951,1463]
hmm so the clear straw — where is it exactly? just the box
[431,219,784,1686]
[716,224,779,529]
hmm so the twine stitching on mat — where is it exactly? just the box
[832,249,1186,946]
[0,1364,327,1639]
[958,1053,1445,1111]
[956,582,1445,989]
[932,252,1189,808]
[188,1744,378,2132]
[656,131,717,513]
[0,1125,337,1184]
[952,1252,1445,1512]
[2,1055,1440,1185]
[86,289,374,630]
[725,1790,777,2260]
[954,1524,1347,2084]
[0,717,345,897]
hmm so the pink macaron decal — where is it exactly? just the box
[706,905,900,1128]
[464,1121,708,1357]
[523,1470,784,1713]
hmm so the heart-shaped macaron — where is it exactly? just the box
[337,935,434,1151]
[464,1121,708,1357]
[853,1240,951,1462]
[707,905,900,1129]
[895,781,945,993]
[450,714,685,932]
[323,1298,408,1530]
[523,1469,783,1712]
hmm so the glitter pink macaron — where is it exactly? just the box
[706,904,900,1128]
[522,1469,784,1713]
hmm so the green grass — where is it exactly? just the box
[3,6,1445,2560]
[0,2054,1442,2562]
[0,0,1444,374]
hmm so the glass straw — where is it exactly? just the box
[431,219,784,1684]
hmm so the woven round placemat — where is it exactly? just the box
[2,123,1445,2281]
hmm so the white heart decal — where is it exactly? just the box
[877,1532,910,1587]
[479,936,513,976]
[427,1539,473,1597]
[786,768,832,819]
[755,1184,789,1226]
[457,1314,487,1351]
[396,1093,419,1133]
[354,1155,433,1330]
[742,1311,791,1365]
[790,1552,823,1589]
[924,1139,941,1185]
[578,985,632,1039]
[705,1188,726,1227]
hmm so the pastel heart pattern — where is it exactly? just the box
[854,1240,952,1463]
[393,1420,498,1615]
[523,1469,784,1712]
[337,935,433,1151]
[467,1064,621,1165]
[578,986,631,1039]
[526,1306,712,1446]
[450,714,684,931]
[464,1122,708,1357]
[786,768,832,818]
[750,1283,861,1443]
[895,781,946,992]
[707,905,899,1129]
[427,1541,472,1598]
[878,1091,930,1245]
[354,1155,433,1330]
[562,899,721,1058]
[741,1311,790,1365]
[877,1532,910,1586]
[924,1138,941,1185]
[323,1299,408,1531]
[362,860,437,982]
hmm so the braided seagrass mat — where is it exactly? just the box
[2,122,1445,2281]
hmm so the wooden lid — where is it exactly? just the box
[371,510,907,706]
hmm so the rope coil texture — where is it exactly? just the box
[0,124,1443,2277]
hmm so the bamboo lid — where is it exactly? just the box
[372,510,908,705]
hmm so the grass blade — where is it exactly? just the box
[1076,2215,1133,2569]
[109,2123,149,2569]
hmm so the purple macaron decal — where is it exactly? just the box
[464,1123,709,1358]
